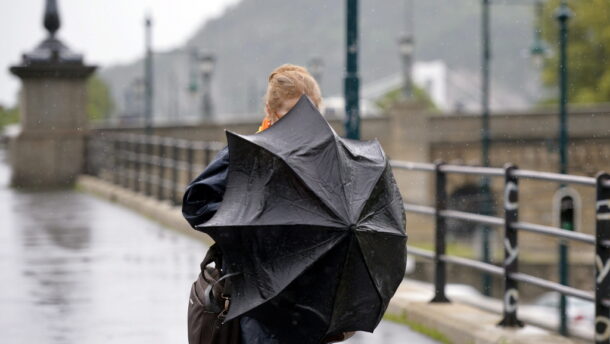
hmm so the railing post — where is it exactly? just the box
[187,141,194,184]
[431,160,450,303]
[204,143,212,167]
[145,136,153,196]
[112,135,120,185]
[133,135,141,193]
[83,134,91,176]
[157,137,166,201]
[121,135,127,187]
[171,139,180,205]
[595,172,610,344]
[126,134,134,190]
[499,164,523,327]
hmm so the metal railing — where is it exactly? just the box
[85,133,224,205]
[390,160,610,343]
[84,133,610,341]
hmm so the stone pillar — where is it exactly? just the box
[9,0,95,187]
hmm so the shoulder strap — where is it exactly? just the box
[201,244,222,269]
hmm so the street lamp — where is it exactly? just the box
[398,33,415,100]
[308,56,324,87]
[144,14,153,135]
[479,0,493,298]
[132,77,146,119]
[197,52,215,121]
[529,0,548,68]
[344,0,360,140]
[556,0,572,337]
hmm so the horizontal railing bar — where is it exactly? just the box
[440,164,504,177]
[403,203,435,215]
[512,221,595,244]
[441,254,504,275]
[92,134,224,151]
[406,245,435,260]
[120,152,191,171]
[113,170,185,193]
[511,169,596,186]
[440,209,505,226]
[509,272,594,302]
[390,161,435,172]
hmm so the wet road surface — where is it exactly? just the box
[0,150,439,344]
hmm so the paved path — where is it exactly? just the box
[0,149,439,344]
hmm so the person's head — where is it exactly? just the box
[263,64,322,124]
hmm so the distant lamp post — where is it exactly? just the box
[188,48,199,95]
[398,33,415,100]
[308,56,324,87]
[529,1,548,68]
[127,77,145,120]
[197,52,215,120]
[144,14,153,135]
[530,39,547,68]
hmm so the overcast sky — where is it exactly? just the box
[0,0,240,107]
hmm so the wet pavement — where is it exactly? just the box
[0,149,439,344]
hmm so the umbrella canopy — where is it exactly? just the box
[197,95,407,342]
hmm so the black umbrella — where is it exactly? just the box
[197,95,407,343]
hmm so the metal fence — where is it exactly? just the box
[85,133,610,342]
[85,133,224,205]
[391,160,610,343]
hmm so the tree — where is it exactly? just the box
[0,106,19,129]
[87,75,114,122]
[542,0,610,103]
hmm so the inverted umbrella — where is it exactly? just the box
[197,95,407,343]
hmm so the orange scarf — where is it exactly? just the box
[257,118,272,133]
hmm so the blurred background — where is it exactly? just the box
[5,0,601,124]
[2,0,610,343]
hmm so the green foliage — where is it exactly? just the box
[383,312,453,344]
[541,0,610,103]
[376,86,438,112]
[0,106,19,129]
[87,75,114,122]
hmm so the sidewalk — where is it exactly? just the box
[77,175,581,344]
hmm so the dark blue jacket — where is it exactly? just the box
[182,147,230,229]
[182,147,281,344]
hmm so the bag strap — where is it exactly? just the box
[201,244,221,270]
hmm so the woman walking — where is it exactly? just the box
[183,64,406,344]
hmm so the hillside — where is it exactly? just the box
[101,0,539,121]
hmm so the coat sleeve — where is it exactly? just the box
[181,146,229,229]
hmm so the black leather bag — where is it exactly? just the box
[188,244,241,344]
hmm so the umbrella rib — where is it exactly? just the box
[351,160,389,225]
[325,234,354,336]
[353,234,387,322]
